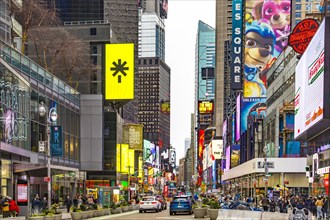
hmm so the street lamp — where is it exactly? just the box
[39,102,58,209]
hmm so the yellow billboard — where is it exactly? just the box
[121,144,129,173]
[105,43,134,100]
[128,149,135,174]
[123,124,143,150]
[116,144,121,172]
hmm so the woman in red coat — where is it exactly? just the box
[8,197,19,217]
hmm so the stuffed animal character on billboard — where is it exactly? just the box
[253,0,291,56]
[243,21,276,97]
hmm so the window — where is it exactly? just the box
[296,12,301,18]
[90,28,97,35]
[296,4,302,10]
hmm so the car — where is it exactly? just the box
[156,195,167,210]
[169,195,192,215]
[139,196,162,213]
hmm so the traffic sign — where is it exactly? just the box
[44,177,51,182]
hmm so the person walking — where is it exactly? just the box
[64,195,72,213]
[1,196,10,218]
[8,197,19,217]
[323,196,328,220]
[315,196,324,220]
[261,196,270,211]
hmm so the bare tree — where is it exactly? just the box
[17,0,95,92]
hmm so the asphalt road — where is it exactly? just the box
[88,209,209,220]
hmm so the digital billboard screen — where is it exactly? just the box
[243,0,291,98]
[236,93,241,141]
[294,19,325,139]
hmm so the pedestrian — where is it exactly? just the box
[32,195,42,213]
[64,195,72,213]
[261,196,270,211]
[73,195,78,207]
[41,196,48,211]
[2,196,10,218]
[8,197,19,217]
[323,196,328,219]
[315,196,324,220]
[305,196,313,213]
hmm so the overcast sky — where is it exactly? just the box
[165,0,216,164]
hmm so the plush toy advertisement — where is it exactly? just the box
[243,0,291,98]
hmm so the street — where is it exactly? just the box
[88,209,210,220]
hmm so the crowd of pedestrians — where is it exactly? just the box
[258,194,328,219]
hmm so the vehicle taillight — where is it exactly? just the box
[151,202,157,204]
[140,202,144,204]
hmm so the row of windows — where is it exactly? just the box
[138,58,159,65]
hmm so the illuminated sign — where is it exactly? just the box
[289,19,319,55]
[294,19,325,139]
[243,0,291,98]
[121,144,129,173]
[123,124,143,150]
[236,94,241,141]
[211,139,223,160]
[116,144,121,172]
[17,184,28,203]
[50,126,63,157]
[105,43,134,100]
[231,0,243,89]
[198,100,214,114]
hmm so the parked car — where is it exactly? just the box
[139,196,162,213]
[156,195,167,210]
[169,195,192,215]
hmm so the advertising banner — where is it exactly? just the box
[120,144,129,173]
[17,184,28,203]
[243,0,291,98]
[143,140,154,165]
[240,98,266,133]
[155,145,160,168]
[116,144,121,172]
[128,149,135,174]
[236,94,241,141]
[226,146,231,170]
[123,124,143,150]
[294,19,325,139]
[231,145,241,168]
[231,0,243,89]
[50,125,63,157]
[105,43,134,100]
[211,139,223,160]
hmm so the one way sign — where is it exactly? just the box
[105,43,134,100]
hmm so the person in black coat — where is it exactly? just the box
[64,195,72,213]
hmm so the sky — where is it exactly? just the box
[165,0,216,164]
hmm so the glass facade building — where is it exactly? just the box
[0,40,82,204]
[195,20,215,102]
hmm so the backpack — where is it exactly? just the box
[292,208,309,220]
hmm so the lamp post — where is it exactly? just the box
[39,102,58,209]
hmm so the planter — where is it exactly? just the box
[104,209,110,215]
[193,207,207,218]
[132,204,139,210]
[44,216,55,220]
[116,207,122,213]
[53,214,62,220]
[87,210,94,218]
[70,212,82,220]
[128,205,133,211]
[110,208,117,214]
[121,206,129,212]
[81,211,89,219]
[94,210,103,217]
[29,216,44,220]
[208,208,219,220]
